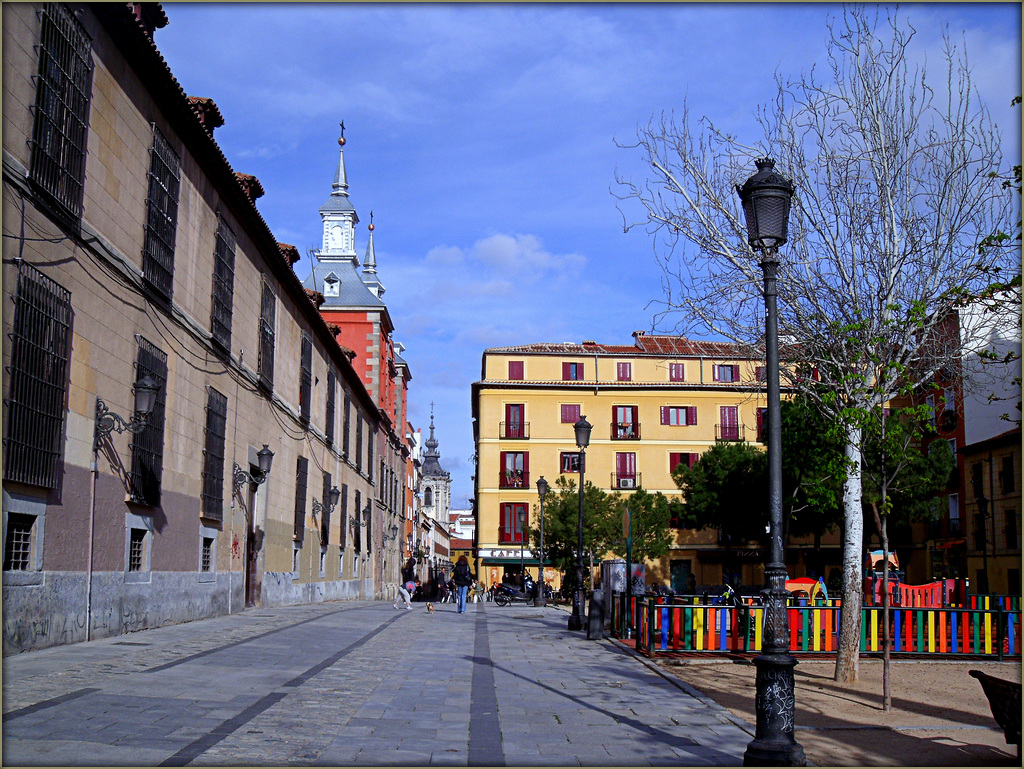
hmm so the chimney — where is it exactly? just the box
[235,173,264,203]
[187,96,224,136]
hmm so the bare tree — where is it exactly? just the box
[615,6,1015,682]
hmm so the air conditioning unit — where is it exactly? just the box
[619,478,636,489]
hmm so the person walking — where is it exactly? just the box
[453,555,474,614]
[395,556,415,610]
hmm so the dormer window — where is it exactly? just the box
[324,274,340,298]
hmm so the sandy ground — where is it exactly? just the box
[653,656,1020,766]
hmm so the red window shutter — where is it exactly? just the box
[508,360,524,380]
[562,362,571,380]
[688,452,699,467]
[670,452,684,471]
[562,403,580,423]
[732,365,740,381]
[523,452,529,474]
[687,406,697,425]
[661,406,670,425]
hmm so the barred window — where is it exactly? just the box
[29,3,93,228]
[294,456,307,543]
[367,425,374,482]
[129,337,167,506]
[210,215,235,351]
[340,483,349,550]
[200,536,214,572]
[128,528,146,571]
[354,490,362,553]
[325,370,336,445]
[321,471,332,544]
[355,412,363,471]
[342,392,351,458]
[258,280,275,391]
[299,332,312,424]
[3,514,35,571]
[201,388,228,521]
[4,262,72,488]
[142,125,181,299]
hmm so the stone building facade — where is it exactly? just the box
[2,3,384,654]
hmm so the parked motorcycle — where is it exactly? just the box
[493,582,536,607]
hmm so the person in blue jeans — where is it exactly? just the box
[453,555,474,613]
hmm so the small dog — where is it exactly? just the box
[425,602,435,614]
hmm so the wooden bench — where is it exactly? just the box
[970,669,1021,759]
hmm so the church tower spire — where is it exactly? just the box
[317,121,359,264]
[362,212,385,299]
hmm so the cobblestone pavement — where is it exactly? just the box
[2,601,752,766]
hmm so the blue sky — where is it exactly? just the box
[156,3,1021,507]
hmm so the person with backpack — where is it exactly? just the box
[453,555,474,614]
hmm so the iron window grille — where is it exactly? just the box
[201,536,214,572]
[4,262,72,488]
[325,370,336,445]
[355,413,363,471]
[200,388,228,521]
[367,424,374,482]
[354,490,362,552]
[29,3,93,229]
[342,393,351,458]
[257,280,275,392]
[340,484,348,549]
[129,337,167,506]
[210,215,235,351]
[294,456,308,543]
[3,514,34,571]
[321,471,332,544]
[128,528,146,571]
[142,124,181,299]
[299,332,312,423]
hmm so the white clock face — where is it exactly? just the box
[330,225,343,247]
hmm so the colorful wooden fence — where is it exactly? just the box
[626,595,1020,660]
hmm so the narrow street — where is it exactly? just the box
[2,601,751,766]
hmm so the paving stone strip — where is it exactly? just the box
[2,601,751,766]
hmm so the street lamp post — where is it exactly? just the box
[737,158,805,766]
[536,476,549,606]
[568,416,592,631]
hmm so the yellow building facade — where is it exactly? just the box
[471,332,825,592]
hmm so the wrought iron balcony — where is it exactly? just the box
[611,421,641,440]
[715,423,744,442]
[611,473,641,490]
[499,470,530,489]
[499,421,530,439]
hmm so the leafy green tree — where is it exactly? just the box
[672,442,768,546]
[532,476,618,590]
[604,487,674,564]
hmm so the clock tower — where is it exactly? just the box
[318,122,359,264]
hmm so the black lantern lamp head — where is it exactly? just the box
[256,444,275,477]
[329,485,342,510]
[233,445,275,493]
[132,375,160,417]
[736,158,795,252]
[536,475,549,501]
[573,416,593,449]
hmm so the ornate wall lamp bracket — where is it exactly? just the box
[232,445,275,494]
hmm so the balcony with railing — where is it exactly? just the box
[611,421,641,440]
[498,526,527,545]
[499,421,530,439]
[611,472,641,490]
[499,470,530,489]
[716,423,744,442]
